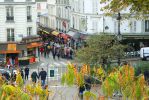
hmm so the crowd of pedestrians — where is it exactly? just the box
[39,36,84,60]
[1,66,47,88]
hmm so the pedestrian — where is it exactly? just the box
[7,64,10,69]
[85,77,91,91]
[66,47,70,59]
[31,71,39,83]
[56,48,60,60]
[52,45,56,59]
[24,66,29,80]
[20,69,24,79]
[79,85,85,100]
[39,68,47,86]
[69,48,73,59]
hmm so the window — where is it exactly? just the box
[145,20,149,32]
[37,3,41,10]
[6,6,14,22]
[27,27,32,36]
[134,21,136,32]
[27,6,32,22]
[7,28,15,41]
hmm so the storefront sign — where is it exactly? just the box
[7,44,16,51]
[22,38,42,44]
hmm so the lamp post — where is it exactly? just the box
[117,12,122,66]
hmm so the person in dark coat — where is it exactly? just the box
[31,71,39,83]
[79,85,85,100]
[20,69,24,79]
[52,45,56,59]
[85,77,91,91]
[24,66,29,80]
[3,72,10,81]
[39,68,47,86]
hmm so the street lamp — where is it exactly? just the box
[116,12,122,66]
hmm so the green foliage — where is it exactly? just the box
[134,61,149,81]
[102,65,149,99]
[0,72,49,100]
[21,93,30,100]
[76,34,126,65]
[100,0,149,18]
[84,91,97,100]
[61,64,76,86]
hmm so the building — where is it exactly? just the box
[38,0,149,50]
[38,0,71,42]
[47,0,56,30]
[0,0,41,66]
[55,0,70,33]
[36,0,48,23]
[70,0,149,50]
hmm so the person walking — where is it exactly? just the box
[56,48,61,60]
[24,66,29,80]
[20,69,24,79]
[31,71,38,83]
[69,47,73,59]
[39,68,47,86]
[52,45,56,59]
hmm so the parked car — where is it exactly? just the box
[140,47,149,60]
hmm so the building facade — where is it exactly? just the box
[36,0,47,17]
[70,0,149,48]
[39,0,149,49]
[55,0,70,33]
[47,0,56,30]
[0,0,41,66]
[0,0,37,42]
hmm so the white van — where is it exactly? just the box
[140,47,149,60]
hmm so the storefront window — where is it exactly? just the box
[28,48,36,57]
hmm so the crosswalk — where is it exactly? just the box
[39,54,71,67]
[40,60,69,67]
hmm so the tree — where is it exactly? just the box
[76,34,126,66]
[100,0,149,18]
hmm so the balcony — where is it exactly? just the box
[27,16,32,22]
[6,16,14,23]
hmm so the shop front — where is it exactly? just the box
[0,43,26,67]
[22,36,43,64]
[37,26,55,42]
[122,34,149,51]
[27,42,42,64]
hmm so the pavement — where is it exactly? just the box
[23,54,82,100]
[22,55,141,100]
[22,54,106,100]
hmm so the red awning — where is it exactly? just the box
[27,42,43,48]
[59,33,70,39]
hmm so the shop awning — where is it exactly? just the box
[59,33,70,39]
[52,31,59,36]
[67,31,81,39]
[0,43,26,54]
[0,50,21,54]
[27,42,43,48]
[39,27,53,34]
